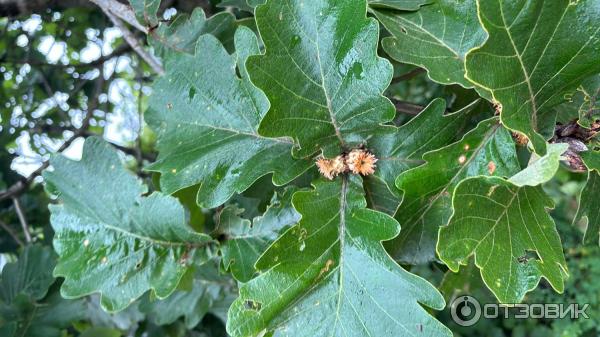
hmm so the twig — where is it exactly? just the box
[102,9,164,75]
[390,98,425,115]
[12,197,32,243]
[391,68,426,84]
[88,0,148,33]
[0,43,132,69]
[0,219,25,247]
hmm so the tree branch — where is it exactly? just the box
[390,98,425,115]
[0,218,25,247]
[88,0,147,33]
[0,72,105,202]
[97,5,164,75]
[0,43,131,69]
[391,68,426,85]
[12,197,31,243]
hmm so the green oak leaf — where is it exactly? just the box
[374,0,487,88]
[227,176,450,337]
[0,246,86,337]
[43,137,213,312]
[389,118,521,264]
[149,9,237,56]
[363,175,400,216]
[508,143,569,187]
[576,75,600,128]
[0,245,56,304]
[140,263,232,329]
[465,0,600,154]
[438,176,568,303]
[368,98,480,200]
[576,151,600,245]
[249,0,395,158]
[130,0,160,27]
[218,187,301,282]
[368,0,431,11]
[146,27,311,208]
[1,291,86,337]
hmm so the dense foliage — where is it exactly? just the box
[0,0,599,336]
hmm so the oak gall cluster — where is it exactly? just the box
[316,149,378,180]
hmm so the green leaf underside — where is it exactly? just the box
[375,0,486,88]
[465,0,600,154]
[390,118,520,264]
[368,0,431,11]
[0,245,56,304]
[227,176,450,337]
[576,151,600,245]
[508,143,569,187]
[438,176,568,303]
[43,137,212,312]
[146,27,311,208]
[149,9,237,57]
[140,265,228,329]
[249,0,395,158]
[369,98,480,199]
[219,187,301,282]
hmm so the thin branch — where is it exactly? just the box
[0,43,131,69]
[12,197,32,243]
[88,0,148,33]
[391,68,426,84]
[390,98,425,115]
[0,73,105,202]
[0,219,25,247]
[101,8,164,75]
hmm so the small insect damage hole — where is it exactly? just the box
[244,300,263,312]
[516,250,540,264]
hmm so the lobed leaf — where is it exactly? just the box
[0,246,86,337]
[249,0,395,158]
[146,27,312,208]
[374,0,487,88]
[227,176,450,337]
[368,98,480,201]
[43,137,213,312]
[508,143,569,187]
[149,9,237,57]
[0,245,56,304]
[438,176,568,303]
[390,118,521,264]
[465,0,600,154]
[219,187,302,282]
